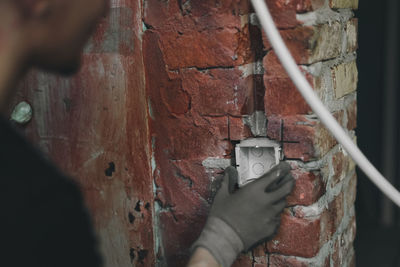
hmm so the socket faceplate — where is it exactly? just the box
[235,138,281,187]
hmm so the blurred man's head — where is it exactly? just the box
[1,0,108,74]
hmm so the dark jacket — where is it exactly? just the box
[0,117,102,266]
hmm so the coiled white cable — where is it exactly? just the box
[251,0,400,208]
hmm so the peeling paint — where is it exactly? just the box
[16,1,156,265]
[84,7,135,54]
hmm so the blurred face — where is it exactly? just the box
[27,0,109,74]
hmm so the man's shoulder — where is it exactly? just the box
[0,117,77,188]
[0,116,85,218]
[0,118,102,267]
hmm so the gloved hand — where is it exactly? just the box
[191,162,294,267]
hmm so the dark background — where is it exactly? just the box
[355,0,400,265]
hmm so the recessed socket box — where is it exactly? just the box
[235,138,281,187]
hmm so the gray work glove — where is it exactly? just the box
[191,162,294,267]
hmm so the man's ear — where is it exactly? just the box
[30,0,51,19]
[16,0,51,19]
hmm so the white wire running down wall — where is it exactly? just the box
[250,0,400,208]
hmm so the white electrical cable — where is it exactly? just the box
[251,0,400,208]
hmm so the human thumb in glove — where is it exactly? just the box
[191,162,294,267]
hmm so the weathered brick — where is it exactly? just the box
[269,210,326,257]
[181,68,254,116]
[193,115,230,140]
[172,159,220,201]
[293,192,345,233]
[261,0,325,29]
[154,160,210,212]
[267,115,340,161]
[332,216,356,267]
[308,23,343,63]
[277,116,320,161]
[265,77,312,115]
[264,50,318,80]
[346,19,358,53]
[253,254,269,267]
[85,7,135,54]
[263,23,343,64]
[159,206,209,266]
[269,254,309,267]
[143,1,359,265]
[287,169,325,206]
[263,51,324,99]
[269,254,330,267]
[159,78,191,115]
[232,253,254,267]
[159,28,244,69]
[266,115,282,140]
[332,61,358,99]
[329,192,345,230]
[329,0,359,10]
[229,116,253,140]
[269,193,344,258]
[331,150,355,187]
[267,211,322,257]
[143,0,181,29]
[345,173,357,212]
[346,99,357,130]
[144,0,246,30]
[143,0,262,69]
[264,52,323,115]
[263,0,301,29]
[170,119,231,160]
[183,0,251,17]
[288,0,326,12]
[253,244,268,264]
[149,109,232,161]
[145,31,235,160]
[314,120,338,157]
[153,159,220,265]
[22,53,157,264]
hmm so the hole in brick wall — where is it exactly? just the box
[138,249,149,264]
[129,248,135,262]
[142,21,154,30]
[105,162,115,177]
[135,201,141,212]
[128,212,135,224]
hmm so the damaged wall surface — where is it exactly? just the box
[12,0,155,266]
[144,0,358,265]
[12,0,359,266]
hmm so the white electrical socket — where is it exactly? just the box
[235,138,281,187]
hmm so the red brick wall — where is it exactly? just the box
[143,0,358,266]
[13,0,359,266]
